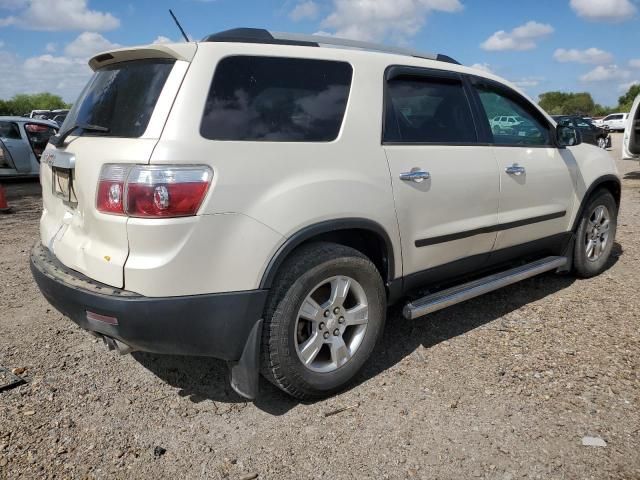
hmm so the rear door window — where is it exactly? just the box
[200,56,353,142]
[63,59,175,138]
[0,122,21,140]
[383,74,477,144]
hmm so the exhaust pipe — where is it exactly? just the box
[101,335,137,355]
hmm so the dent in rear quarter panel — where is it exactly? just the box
[124,213,284,296]
[148,44,403,289]
[567,143,620,227]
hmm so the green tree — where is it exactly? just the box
[538,91,571,115]
[618,83,640,112]
[0,92,70,116]
[538,91,598,116]
[9,92,70,114]
[0,99,11,115]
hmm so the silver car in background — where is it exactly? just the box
[0,117,58,178]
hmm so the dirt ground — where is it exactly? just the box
[1,134,639,480]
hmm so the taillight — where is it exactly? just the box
[96,165,212,218]
[97,165,128,215]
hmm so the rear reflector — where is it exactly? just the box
[96,164,212,218]
[86,311,119,325]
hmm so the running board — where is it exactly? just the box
[403,256,567,320]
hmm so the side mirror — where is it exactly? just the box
[556,125,581,147]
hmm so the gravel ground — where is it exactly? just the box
[1,134,639,479]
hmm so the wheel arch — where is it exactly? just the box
[571,174,621,232]
[259,218,396,290]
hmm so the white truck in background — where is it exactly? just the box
[595,113,629,132]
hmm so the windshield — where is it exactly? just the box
[62,58,175,138]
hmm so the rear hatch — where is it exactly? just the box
[40,44,196,288]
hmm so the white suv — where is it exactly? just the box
[594,113,629,132]
[31,29,620,400]
[489,115,521,131]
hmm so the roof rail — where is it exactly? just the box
[201,28,460,65]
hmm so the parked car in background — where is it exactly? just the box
[0,117,58,177]
[593,113,629,132]
[553,115,611,149]
[52,113,68,127]
[29,109,52,119]
[490,115,521,131]
[623,95,640,161]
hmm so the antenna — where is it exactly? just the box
[169,9,189,42]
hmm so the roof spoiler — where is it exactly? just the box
[88,43,197,71]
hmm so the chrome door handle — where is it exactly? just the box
[505,164,525,176]
[400,170,430,182]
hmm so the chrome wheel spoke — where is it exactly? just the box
[328,276,351,308]
[594,206,605,224]
[586,239,596,258]
[344,304,369,326]
[299,297,323,322]
[298,332,324,366]
[598,238,606,255]
[329,336,350,368]
[600,220,610,232]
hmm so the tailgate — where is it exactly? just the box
[40,45,195,288]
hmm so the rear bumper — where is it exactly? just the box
[30,242,268,361]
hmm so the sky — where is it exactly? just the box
[0,0,638,106]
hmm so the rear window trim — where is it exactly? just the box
[199,54,354,144]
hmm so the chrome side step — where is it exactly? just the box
[403,256,567,320]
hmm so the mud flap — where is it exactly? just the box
[557,233,575,274]
[228,319,263,400]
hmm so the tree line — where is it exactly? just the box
[0,93,70,116]
[537,83,640,117]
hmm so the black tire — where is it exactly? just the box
[573,189,618,278]
[261,242,386,400]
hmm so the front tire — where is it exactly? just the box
[597,137,607,149]
[261,242,386,400]
[573,190,618,278]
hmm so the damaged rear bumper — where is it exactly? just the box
[30,242,266,399]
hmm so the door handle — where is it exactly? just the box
[505,164,525,176]
[400,170,430,182]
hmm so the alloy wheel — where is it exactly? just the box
[585,205,611,262]
[294,275,369,373]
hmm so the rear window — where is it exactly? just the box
[62,59,175,138]
[200,56,353,142]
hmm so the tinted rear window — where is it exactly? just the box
[384,76,477,144]
[62,59,175,138]
[200,56,353,142]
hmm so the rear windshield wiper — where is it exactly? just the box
[50,123,110,147]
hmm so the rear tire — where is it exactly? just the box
[261,242,386,400]
[573,190,617,278]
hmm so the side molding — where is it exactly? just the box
[259,218,396,289]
